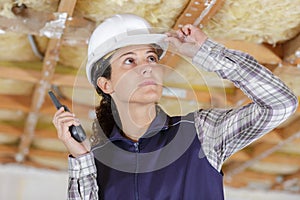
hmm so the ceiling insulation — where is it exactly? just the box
[203,0,300,44]
[75,0,189,28]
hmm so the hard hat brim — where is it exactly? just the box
[86,33,169,84]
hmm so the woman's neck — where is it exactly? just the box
[116,102,157,142]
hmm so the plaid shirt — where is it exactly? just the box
[67,39,298,199]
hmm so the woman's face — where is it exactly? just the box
[101,44,164,105]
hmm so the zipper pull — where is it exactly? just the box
[134,142,139,152]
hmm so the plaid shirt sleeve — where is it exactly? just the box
[68,152,98,200]
[193,39,298,172]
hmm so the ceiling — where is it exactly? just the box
[0,0,300,194]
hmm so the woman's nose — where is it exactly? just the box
[140,65,152,76]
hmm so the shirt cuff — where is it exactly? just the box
[192,38,225,72]
[68,152,96,179]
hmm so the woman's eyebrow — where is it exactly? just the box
[117,48,157,59]
[146,50,157,55]
[119,52,136,58]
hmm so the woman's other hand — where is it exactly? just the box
[165,24,208,58]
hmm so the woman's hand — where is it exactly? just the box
[165,24,208,58]
[52,107,90,158]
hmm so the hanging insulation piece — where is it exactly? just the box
[203,0,300,44]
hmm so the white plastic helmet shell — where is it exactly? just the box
[85,14,168,84]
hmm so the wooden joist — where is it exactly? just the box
[217,40,282,64]
[173,0,225,28]
[17,0,78,163]
[225,117,300,180]
[0,5,94,45]
[283,33,300,65]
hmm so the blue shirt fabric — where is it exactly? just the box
[93,110,224,200]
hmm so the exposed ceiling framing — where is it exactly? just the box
[0,0,299,194]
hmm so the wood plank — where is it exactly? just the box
[0,63,89,88]
[51,73,91,88]
[283,33,300,65]
[0,95,31,112]
[29,148,68,159]
[217,40,282,64]
[0,6,94,44]
[0,94,93,120]
[225,169,278,188]
[226,150,251,162]
[261,153,300,167]
[173,0,225,28]
[0,145,18,156]
[257,130,283,144]
[17,0,78,162]
[164,0,224,74]
[194,0,225,26]
[277,116,300,139]
[0,157,15,163]
[273,66,300,97]
[226,127,300,179]
[0,123,23,137]
[0,65,40,83]
[23,159,66,171]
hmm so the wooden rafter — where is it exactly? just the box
[218,40,282,64]
[0,6,94,45]
[162,0,225,87]
[225,116,300,181]
[173,0,225,28]
[283,33,300,65]
[16,0,78,163]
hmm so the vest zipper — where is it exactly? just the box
[134,142,139,200]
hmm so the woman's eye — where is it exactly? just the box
[148,55,158,63]
[124,58,135,65]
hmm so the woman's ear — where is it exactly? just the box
[97,77,114,94]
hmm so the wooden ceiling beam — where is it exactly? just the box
[0,94,93,119]
[225,169,278,189]
[217,40,282,65]
[277,116,300,139]
[22,159,66,171]
[225,150,251,163]
[256,130,283,144]
[273,66,300,98]
[0,95,31,112]
[0,145,18,156]
[283,33,300,65]
[0,65,40,83]
[261,153,300,167]
[0,123,23,137]
[0,63,90,88]
[163,0,224,70]
[16,0,78,163]
[0,6,94,45]
[225,124,300,181]
[29,148,68,159]
[173,0,225,29]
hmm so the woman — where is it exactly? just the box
[53,14,298,200]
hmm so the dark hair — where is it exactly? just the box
[90,56,121,146]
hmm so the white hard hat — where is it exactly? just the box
[86,14,169,84]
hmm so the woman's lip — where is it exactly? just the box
[138,80,158,87]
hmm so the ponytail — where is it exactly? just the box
[90,56,121,146]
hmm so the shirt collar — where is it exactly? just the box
[109,106,170,142]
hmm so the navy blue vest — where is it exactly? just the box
[93,111,224,200]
